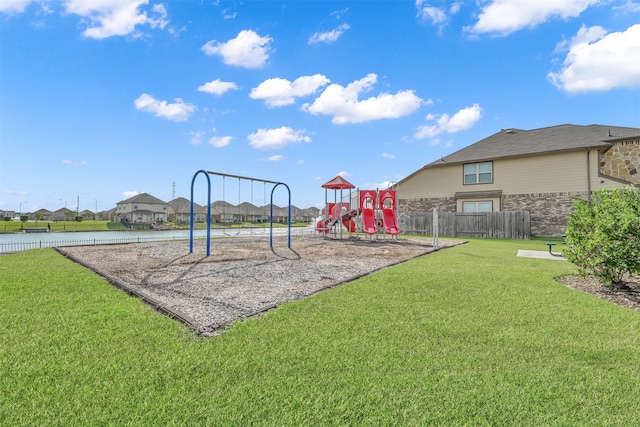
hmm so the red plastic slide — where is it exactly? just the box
[342,219,357,232]
[360,190,378,235]
[382,207,400,235]
[380,190,400,235]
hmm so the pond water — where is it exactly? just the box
[0,226,313,254]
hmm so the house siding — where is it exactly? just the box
[398,149,634,236]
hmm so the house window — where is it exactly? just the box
[464,162,493,184]
[462,201,493,212]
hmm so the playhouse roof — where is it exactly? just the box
[321,175,355,190]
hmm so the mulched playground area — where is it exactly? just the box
[57,235,464,336]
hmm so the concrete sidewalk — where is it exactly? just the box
[516,249,567,261]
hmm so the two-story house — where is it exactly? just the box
[114,193,168,224]
[397,124,640,236]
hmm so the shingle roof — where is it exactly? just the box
[168,197,209,214]
[426,124,640,167]
[119,192,167,205]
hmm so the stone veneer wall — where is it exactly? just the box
[501,192,588,236]
[400,191,588,236]
[599,139,640,184]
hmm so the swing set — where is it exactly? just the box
[189,170,292,256]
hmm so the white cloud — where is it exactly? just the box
[308,23,350,44]
[415,1,447,24]
[221,7,236,19]
[0,0,33,14]
[121,190,140,199]
[201,29,272,69]
[198,79,239,96]
[382,152,395,159]
[248,126,311,149]
[337,171,351,177]
[250,74,330,107]
[548,24,640,92]
[415,104,482,139]
[266,155,284,162]
[415,1,461,30]
[467,0,600,36]
[60,159,87,166]
[208,136,232,148]
[64,0,169,39]
[302,74,423,124]
[134,93,196,122]
[187,130,206,145]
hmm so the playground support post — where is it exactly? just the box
[190,170,211,256]
[270,182,291,248]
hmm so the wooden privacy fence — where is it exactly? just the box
[400,211,530,239]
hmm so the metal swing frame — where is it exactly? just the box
[190,170,291,256]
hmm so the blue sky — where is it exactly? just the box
[1,0,639,214]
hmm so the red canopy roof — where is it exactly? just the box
[321,175,355,190]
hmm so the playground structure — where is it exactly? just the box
[190,170,291,256]
[316,176,401,239]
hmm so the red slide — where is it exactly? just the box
[361,207,378,234]
[342,219,357,232]
[380,190,400,235]
[382,207,400,235]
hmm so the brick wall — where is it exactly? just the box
[400,191,589,236]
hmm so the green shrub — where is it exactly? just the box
[564,186,640,286]
[3,217,10,221]
[75,216,83,222]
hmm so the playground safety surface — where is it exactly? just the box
[57,235,465,336]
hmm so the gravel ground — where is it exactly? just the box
[57,235,464,336]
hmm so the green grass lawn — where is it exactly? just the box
[0,220,118,233]
[2,239,640,425]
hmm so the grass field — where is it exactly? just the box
[2,238,640,425]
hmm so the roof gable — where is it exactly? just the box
[321,175,355,189]
[119,192,166,205]
[428,124,640,167]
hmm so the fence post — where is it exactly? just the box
[433,208,439,249]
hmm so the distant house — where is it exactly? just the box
[33,209,53,220]
[51,208,75,221]
[79,209,95,220]
[168,197,216,223]
[114,193,168,224]
[397,124,640,236]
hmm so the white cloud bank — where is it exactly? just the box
[548,24,640,92]
[247,126,311,150]
[302,74,422,124]
[250,74,330,107]
[1,0,169,38]
[0,0,32,14]
[308,23,350,44]
[134,93,195,122]
[197,79,239,96]
[467,0,600,36]
[65,0,169,39]
[415,104,482,139]
[208,136,233,148]
[415,1,461,26]
[201,30,272,69]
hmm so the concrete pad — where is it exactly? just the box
[516,249,566,261]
